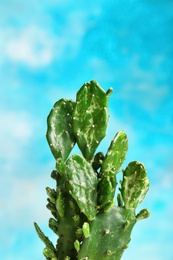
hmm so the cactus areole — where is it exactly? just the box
[34,80,150,260]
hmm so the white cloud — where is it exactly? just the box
[5,26,53,67]
[121,82,169,113]
[114,54,169,113]
[0,10,94,68]
[0,111,55,252]
[0,110,35,160]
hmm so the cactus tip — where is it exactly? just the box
[106,87,113,96]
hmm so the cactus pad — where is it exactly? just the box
[46,98,76,161]
[98,131,128,209]
[65,154,98,220]
[78,206,136,260]
[72,80,112,161]
[121,161,150,209]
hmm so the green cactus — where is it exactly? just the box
[34,80,150,260]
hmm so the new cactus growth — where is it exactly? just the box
[34,80,150,260]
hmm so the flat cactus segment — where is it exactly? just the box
[72,80,112,161]
[46,98,76,161]
[121,161,150,209]
[98,131,128,209]
[78,206,136,260]
[65,154,98,220]
[101,131,128,174]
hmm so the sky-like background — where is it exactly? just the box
[0,1,173,260]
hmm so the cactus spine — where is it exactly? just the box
[34,80,150,260]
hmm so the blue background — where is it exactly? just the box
[0,1,173,259]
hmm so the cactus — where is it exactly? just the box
[34,80,150,260]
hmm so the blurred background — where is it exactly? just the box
[0,1,173,259]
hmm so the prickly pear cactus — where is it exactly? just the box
[34,80,150,260]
